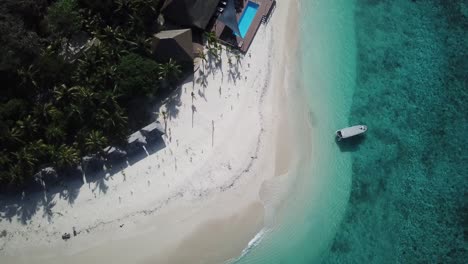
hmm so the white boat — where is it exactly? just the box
[336,125,367,141]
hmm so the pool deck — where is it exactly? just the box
[211,0,276,53]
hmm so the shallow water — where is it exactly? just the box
[236,0,467,263]
[234,0,356,263]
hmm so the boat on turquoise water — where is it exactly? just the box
[335,125,367,141]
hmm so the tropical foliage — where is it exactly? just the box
[47,0,83,37]
[116,53,160,98]
[0,0,189,188]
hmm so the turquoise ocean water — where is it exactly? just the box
[235,0,467,263]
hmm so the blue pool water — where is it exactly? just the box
[238,1,259,38]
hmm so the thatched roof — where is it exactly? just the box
[128,131,147,145]
[104,147,127,163]
[141,121,165,142]
[152,29,193,62]
[126,131,147,154]
[161,0,219,30]
[141,121,165,136]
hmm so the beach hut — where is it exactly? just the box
[126,131,147,154]
[33,167,58,187]
[152,29,194,63]
[82,154,105,172]
[104,147,127,163]
[140,121,165,143]
[161,0,219,30]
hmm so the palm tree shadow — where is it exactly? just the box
[41,192,56,223]
[164,91,182,120]
[0,168,86,225]
[93,177,109,194]
[19,194,42,224]
[336,135,366,152]
[196,70,208,88]
[58,179,83,205]
[0,135,169,225]
[0,191,48,225]
[198,89,207,102]
[159,74,195,121]
[228,69,238,84]
[60,168,84,205]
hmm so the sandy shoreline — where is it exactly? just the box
[0,1,301,263]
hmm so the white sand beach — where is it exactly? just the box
[0,1,301,263]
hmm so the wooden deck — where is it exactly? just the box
[211,0,276,53]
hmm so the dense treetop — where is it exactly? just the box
[0,0,186,188]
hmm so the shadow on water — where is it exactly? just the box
[335,135,366,152]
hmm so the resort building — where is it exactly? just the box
[211,0,276,52]
[160,0,276,53]
[152,29,194,63]
[161,0,220,30]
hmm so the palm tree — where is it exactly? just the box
[205,31,218,48]
[28,140,51,162]
[0,152,11,168]
[226,47,239,66]
[158,58,181,86]
[54,85,95,122]
[67,103,84,122]
[74,86,96,112]
[92,98,127,146]
[52,144,80,169]
[8,126,25,144]
[82,9,103,33]
[33,103,63,123]
[208,46,220,64]
[16,115,39,139]
[12,146,39,181]
[73,41,116,88]
[85,130,108,155]
[8,164,27,186]
[234,51,242,65]
[197,49,207,69]
[14,147,38,166]
[94,108,111,126]
[53,84,80,105]
[114,0,159,42]
[17,65,39,90]
[45,125,66,142]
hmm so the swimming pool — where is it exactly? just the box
[237,1,259,38]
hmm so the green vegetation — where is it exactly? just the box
[0,0,189,188]
[47,0,83,37]
[116,53,160,98]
